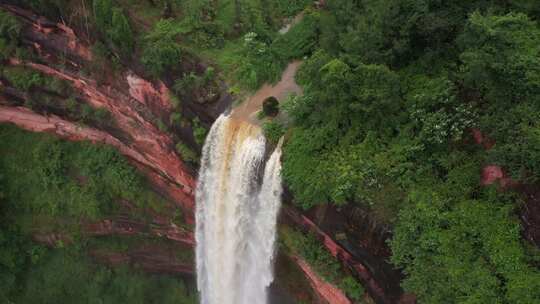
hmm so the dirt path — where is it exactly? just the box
[231,61,302,124]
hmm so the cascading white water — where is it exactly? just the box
[196,114,283,304]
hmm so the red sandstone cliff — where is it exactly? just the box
[0,3,195,216]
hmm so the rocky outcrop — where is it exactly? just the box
[126,73,173,113]
[84,218,194,246]
[292,255,352,304]
[10,58,194,201]
[283,206,404,304]
[471,129,540,247]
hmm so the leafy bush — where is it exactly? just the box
[0,125,159,219]
[280,227,341,283]
[459,12,540,105]
[262,96,279,117]
[108,8,134,56]
[272,0,311,17]
[339,276,364,301]
[236,32,284,90]
[141,19,182,77]
[93,0,134,57]
[192,117,207,146]
[262,120,284,145]
[408,76,477,146]
[2,67,44,91]
[16,250,197,304]
[0,10,21,41]
[176,142,198,164]
[390,192,540,303]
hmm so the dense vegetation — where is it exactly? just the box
[276,1,540,302]
[0,125,194,303]
[279,226,365,302]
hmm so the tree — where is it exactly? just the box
[459,12,540,105]
[390,191,540,303]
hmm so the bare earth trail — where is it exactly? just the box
[231,61,302,123]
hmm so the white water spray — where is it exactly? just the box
[196,114,283,304]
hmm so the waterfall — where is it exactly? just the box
[196,114,283,304]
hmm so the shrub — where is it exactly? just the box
[156,119,168,132]
[93,0,113,31]
[0,10,21,41]
[93,0,134,58]
[262,120,284,144]
[175,142,198,164]
[170,111,182,125]
[271,12,319,60]
[108,8,134,56]
[192,117,207,146]
[339,276,364,301]
[3,67,44,91]
[236,32,284,90]
[141,19,182,77]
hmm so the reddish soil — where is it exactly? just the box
[231,61,302,123]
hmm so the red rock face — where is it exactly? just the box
[0,106,195,218]
[83,218,194,246]
[481,165,505,185]
[283,206,396,304]
[126,73,173,112]
[471,128,495,150]
[12,60,195,200]
[292,255,352,304]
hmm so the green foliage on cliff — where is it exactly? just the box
[262,120,284,145]
[0,125,195,303]
[279,226,365,300]
[141,19,183,77]
[93,0,134,58]
[176,142,198,164]
[271,11,319,60]
[0,125,167,220]
[17,250,196,304]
